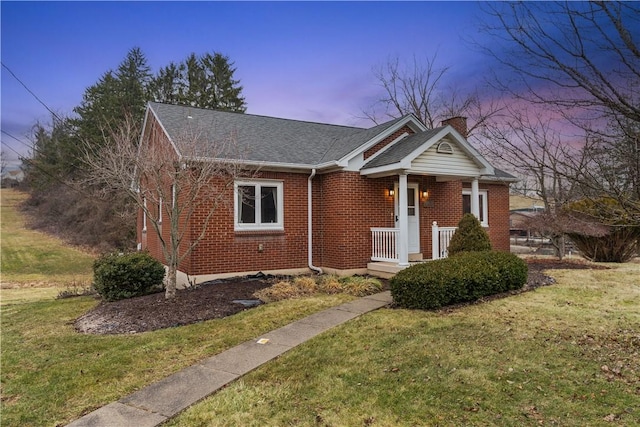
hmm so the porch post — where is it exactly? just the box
[471,178,480,219]
[398,173,409,266]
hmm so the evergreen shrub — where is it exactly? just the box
[93,252,165,301]
[390,251,528,310]
[447,213,492,256]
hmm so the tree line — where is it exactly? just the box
[22,47,246,250]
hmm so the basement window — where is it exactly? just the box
[235,180,283,231]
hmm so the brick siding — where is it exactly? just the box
[136,115,512,275]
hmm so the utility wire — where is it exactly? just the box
[1,62,64,122]
[1,129,35,151]
[1,139,98,199]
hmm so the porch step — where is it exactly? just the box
[366,262,408,279]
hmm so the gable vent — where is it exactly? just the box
[437,141,454,154]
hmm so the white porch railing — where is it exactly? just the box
[371,227,399,262]
[432,221,457,259]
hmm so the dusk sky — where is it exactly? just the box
[1,1,497,165]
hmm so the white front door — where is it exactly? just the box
[395,183,420,253]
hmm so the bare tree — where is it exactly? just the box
[85,116,250,299]
[480,1,640,221]
[481,1,640,126]
[480,107,582,258]
[363,54,501,138]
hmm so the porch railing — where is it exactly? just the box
[432,221,457,259]
[371,227,399,262]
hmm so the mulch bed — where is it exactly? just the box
[74,258,607,335]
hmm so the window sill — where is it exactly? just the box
[235,229,285,237]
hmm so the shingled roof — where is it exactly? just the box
[148,102,398,165]
[361,128,444,169]
[147,102,517,181]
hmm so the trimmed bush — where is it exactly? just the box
[447,213,492,256]
[390,251,528,310]
[93,252,165,301]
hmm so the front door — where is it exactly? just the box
[395,183,420,253]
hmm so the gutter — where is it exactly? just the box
[308,169,323,274]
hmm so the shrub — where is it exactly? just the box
[564,198,640,262]
[447,213,492,256]
[292,276,318,294]
[93,252,165,301]
[317,275,343,294]
[253,281,301,302]
[339,276,383,296]
[391,251,527,310]
[254,274,384,302]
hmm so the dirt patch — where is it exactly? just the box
[75,259,607,335]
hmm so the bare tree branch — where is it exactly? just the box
[83,114,253,299]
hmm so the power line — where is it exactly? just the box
[1,62,64,122]
[1,129,35,151]
[1,139,98,199]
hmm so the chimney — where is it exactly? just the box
[441,116,468,138]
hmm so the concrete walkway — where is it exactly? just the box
[67,291,393,427]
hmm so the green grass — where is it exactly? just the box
[1,189,95,288]
[168,263,640,427]
[1,293,354,426]
[2,187,639,425]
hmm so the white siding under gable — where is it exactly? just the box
[407,137,482,177]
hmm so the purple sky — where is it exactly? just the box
[1,1,494,164]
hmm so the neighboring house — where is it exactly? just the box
[510,207,544,237]
[0,168,25,188]
[138,102,517,285]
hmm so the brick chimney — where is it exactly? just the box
[441,116,468,138]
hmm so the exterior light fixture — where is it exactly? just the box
[422,189,430,200]
[388,187,395,197]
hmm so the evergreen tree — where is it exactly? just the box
[24,117,77,188]
[202,52,246,112]
[447,213,492,256]
[149,61,186,105]
[23,47,247,251]
[74,47,151,151]
[150,52,246,112]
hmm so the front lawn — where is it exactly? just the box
[0,293,354,426]
[168,263,640,426]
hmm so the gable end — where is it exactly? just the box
[408,137,480,176]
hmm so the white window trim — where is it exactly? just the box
[462,189,488,227]
[234,179,284,231]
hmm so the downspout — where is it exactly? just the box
[308,169,323,274]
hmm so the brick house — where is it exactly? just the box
[138,102,517,284]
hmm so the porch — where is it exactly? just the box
[367,222,457,278]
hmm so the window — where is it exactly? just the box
[462,189,488,227]
[235,180,283,230]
